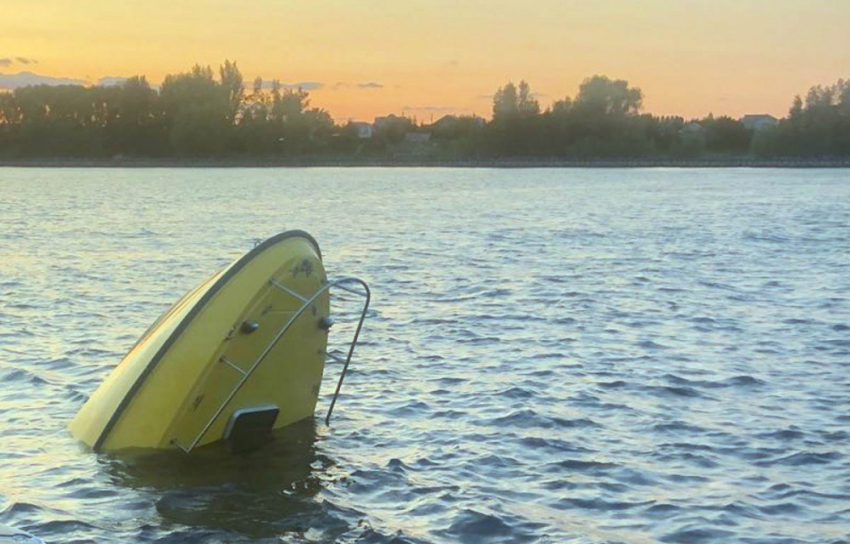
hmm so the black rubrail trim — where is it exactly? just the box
[92,230,321,452]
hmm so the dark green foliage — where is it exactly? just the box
[520,76,651,158]
[752,79,850,157]
[488,81,541,155]
[373,115,414,144]
[0,61,336,159]
[159,65,231,156]
[0,64,848,161]
[430,115,485,158]
[702,116,751,154]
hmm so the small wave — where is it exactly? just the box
[652,422,709,435]
[28,519,98,536]
[447,510,512,540]
[690,316,715,324]
[663,473,710,483]
[433,377,466,386]
[783,317,814,325]
[697,280,740,291]
[755,451,843,467]
[720,375,766,388]
[61,486,120,500]
[482,410,599,430]
[644,503,681,518]
[742,231,790,243]
[387,401,430,417]
[430,410,466,419]
[755,428,806,442]
[597,380,628,389]
[476,454,522,469]
[662,373,765,390]
[525,369,555,377]
[386,458,409,472]
[760,486,850,502]
[0,329,36,339]
[818,430,848,442]
[654,451,719,469]
[658,286,687,293]
[644,385,709,399]
[444,508,541,543]
[545,459,618,473]
[757,502,803,515]
[411,318,455,326]
[496,387,534,400]
[637,340,669,350]
[614,468,660,487]
[455,335,502,345]
[515,437,592,454]
[481,288,512,298]
[659,526,735,543]
[0,368,48,386]
[0,501,43,517]
[553,317,577,325]
[553,497,654,511]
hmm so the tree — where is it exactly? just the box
[492,82,518,122]
[753,77,850,157]
[159,64,231,155]
[489,80,542,155]
[702,116,751,154]
[373,114,413,145]
[96,76,164,156]
[219,60,244,124]
[574,75,642,116]
[542,76,648,158]
[492,80,539,123]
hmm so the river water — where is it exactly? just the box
[0,168,848,543]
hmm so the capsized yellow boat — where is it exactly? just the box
[70,230,369,453]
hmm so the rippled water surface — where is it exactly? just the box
[1,168,849,543]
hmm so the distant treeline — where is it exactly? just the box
[0,60,848,160]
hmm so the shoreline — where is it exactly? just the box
[1,157,849,168]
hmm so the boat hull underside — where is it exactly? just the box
[69,232,329,452]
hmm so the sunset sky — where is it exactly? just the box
[1,0,848,122]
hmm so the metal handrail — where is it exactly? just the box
[172,276,369,453]
[325,279,370,425]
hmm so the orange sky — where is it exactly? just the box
[1,0,848,122]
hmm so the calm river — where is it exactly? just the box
[0,168,848,543]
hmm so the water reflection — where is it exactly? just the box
[102,419,335,540]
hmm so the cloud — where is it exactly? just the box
[97,76,128,87]
[331,81,384,91]
[283,81,323,91]
[260,80,324,91]
[0,57,38,67]
[0,71,86,89]
[444,59,459,68]
[402,105,455,113]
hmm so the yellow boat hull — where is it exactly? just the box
[70,231,331,452]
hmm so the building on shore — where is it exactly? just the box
[350,122,373,139]
[741,114,779,131]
